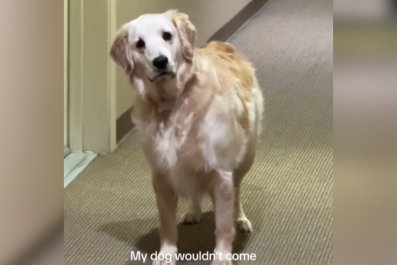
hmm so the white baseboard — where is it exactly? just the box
[64,151,97,188]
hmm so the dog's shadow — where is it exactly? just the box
[98,211,249,263]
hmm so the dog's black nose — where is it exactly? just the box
[152,55,168,70]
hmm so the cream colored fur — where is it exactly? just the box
[110,10,264,265]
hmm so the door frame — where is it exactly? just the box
[64,0,69,153]
[67,0,117,154]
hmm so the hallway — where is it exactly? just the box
[65,0,333,264]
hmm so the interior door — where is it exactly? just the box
[64,0,69,155]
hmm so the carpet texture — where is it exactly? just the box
[65,0,333,264]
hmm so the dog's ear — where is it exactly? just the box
[165,10,196,62]
[110,27,134,73]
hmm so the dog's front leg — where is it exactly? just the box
[152,176,178,265]
[212,170,235,265]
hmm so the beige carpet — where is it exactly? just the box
[65,0,333,264]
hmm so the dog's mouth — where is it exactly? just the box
[149,71,176,82]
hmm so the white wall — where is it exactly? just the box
[0,0,63,264]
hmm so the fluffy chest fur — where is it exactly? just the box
[135,104,246,196]
[137,99,246,173]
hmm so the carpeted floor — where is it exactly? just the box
[65,0,333,264]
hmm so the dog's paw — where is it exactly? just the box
[152,246,177,265]
[151,255,176,265]
[212,251,233,265]
[236,218,253,233]
[152,260,175,265]
[182,212,201,224]
[211,259,233,265]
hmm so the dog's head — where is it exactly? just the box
[110,10,196,89]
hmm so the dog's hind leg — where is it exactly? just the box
[182,195,202,224]
[233,171,253,233]
[233,133,257,233]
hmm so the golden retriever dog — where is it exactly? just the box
[110,10,263,265]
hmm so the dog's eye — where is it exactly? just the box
[162,31,172,41]
[136,39,145,49]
